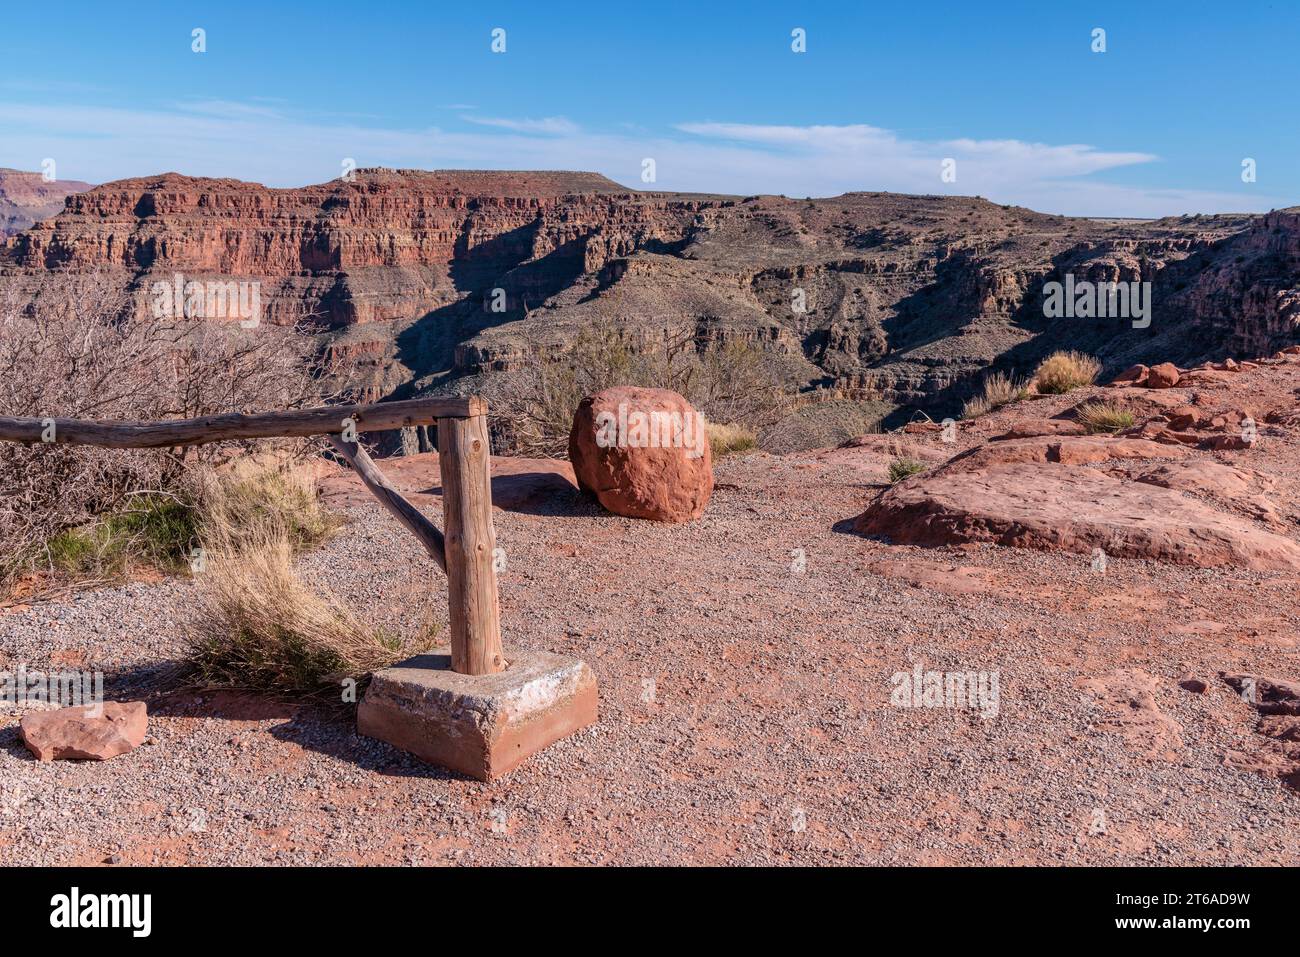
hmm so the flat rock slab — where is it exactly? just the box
[358,649,597,781]
[943,435,1189,474]
[856,462,1300,571]
[20,701,147,762]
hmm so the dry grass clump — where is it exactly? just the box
[185,475,435,698]
[195,464,339,556]
[960,371,1029,420]
[705,420,758,457]
[1074,401,1136,434]
[1034,350,1101,394]
[887,457,928,483]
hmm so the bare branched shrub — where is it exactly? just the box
[0,271,347,590]
[483,323,793,457]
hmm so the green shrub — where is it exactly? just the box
[1074,401,1136,434]
[888,457,928,483]
[44,495,198,579]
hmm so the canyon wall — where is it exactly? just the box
[2,169,1296,420]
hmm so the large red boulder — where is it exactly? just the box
[568,387,713,522]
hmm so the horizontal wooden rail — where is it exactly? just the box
[0,396,486,449]
[0,395,505,680]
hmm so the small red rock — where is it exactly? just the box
[1111,364,1149,386]
[1218,409,1255,430]
[1167,406,1207,431]
[1200,434,1255,451]
[1179,677,1208,694]
[1146,363,1181,388]
[19,701,147,762]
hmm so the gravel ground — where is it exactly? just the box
[2,373,1300,865]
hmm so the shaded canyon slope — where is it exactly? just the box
[2,168,1297,421]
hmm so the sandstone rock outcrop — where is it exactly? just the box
[944,434,1188,472]
[568,387,713,522]
[19,701,148,761]
[856,349,1300,570]
[1079,669,1183,759]
[1219,673,1300,791]
[856,461,1300,570]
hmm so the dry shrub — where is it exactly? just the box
[705,420,757,457]
[0,271,348,592]
[1074,401,1136,434]
[195,463,339,555]
[483,324,794,457]
[887,457,928,483]
[1034,350,1101,394]
[185,472,436,698]
[961,371,1028,420]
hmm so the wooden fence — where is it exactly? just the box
[0,398,505,676]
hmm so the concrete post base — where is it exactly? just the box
[357,648,598,781]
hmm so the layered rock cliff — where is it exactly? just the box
[2,169,1296,421]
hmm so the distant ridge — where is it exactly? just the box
[0,168,94,238]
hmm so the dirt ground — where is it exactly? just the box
[2,361,1299,866]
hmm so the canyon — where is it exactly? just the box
[2,168,1297,444]
[0,168,92,239]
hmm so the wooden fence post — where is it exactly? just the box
[437,412,505,676]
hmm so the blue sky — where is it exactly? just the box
[1,0,1295,215]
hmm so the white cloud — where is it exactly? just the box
[0,100,1280,217]
[676,122,1159,187]
[462,115,579,135]
[176,99,285,119]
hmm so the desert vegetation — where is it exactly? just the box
[887,457,928,483]
[482,324,794,458]
[0,272,349,597]
[1034,350,1101,394]
[961,371,1029,419]
[1074,401,1136,434]
[705,420,758,457]
[184,471,437,698]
